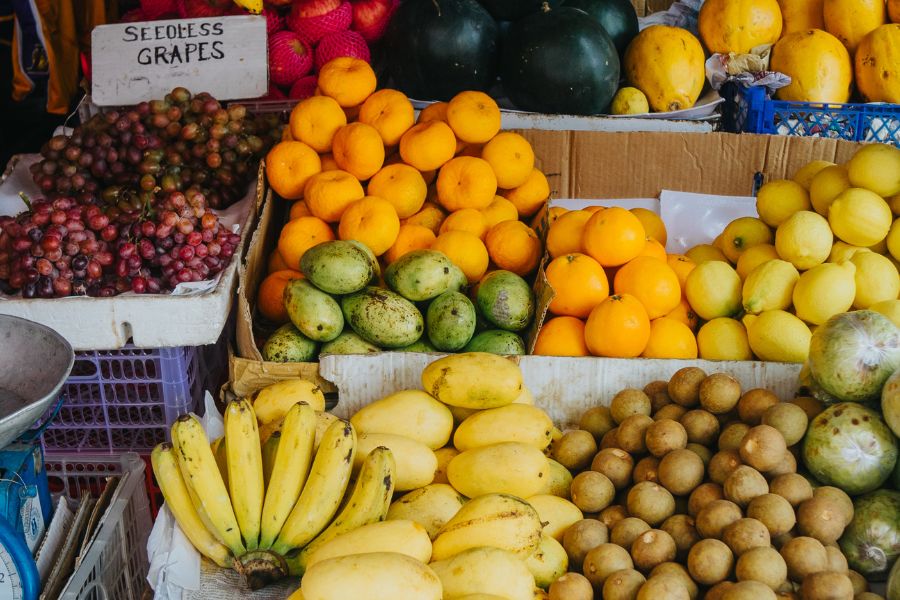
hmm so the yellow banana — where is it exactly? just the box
[271,420,356,556]
[288,446,396,576]
[225,399,264,551]
[172,414,246,557]
[211,436,228,488]
[261,431,281,487]
[173,423,223,545]
[259,402,317,549]
[151,443,233,568]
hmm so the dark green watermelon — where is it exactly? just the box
[499,5,620,115]
[384,0,499,101]
[562,0,639,56]
[477,0,561,21]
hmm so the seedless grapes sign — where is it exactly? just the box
[91,15,267,106]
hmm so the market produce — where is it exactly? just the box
[698,0,783,54]
[839,489,900,580]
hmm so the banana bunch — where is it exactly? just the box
[151,400,396,589]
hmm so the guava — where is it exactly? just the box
[839,489,900,580]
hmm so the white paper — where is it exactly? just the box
[659,190,758,253]
[34,496,74,586]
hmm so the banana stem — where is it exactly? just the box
[236,550,288,590]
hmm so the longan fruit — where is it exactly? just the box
[644,380,672,412]
[853,593,883,600]
[549,572,594,600]
[611,517,652,549]
[739,425,788,472]
[611,388,653,424]
[765,449,798,478]
[723,518,771,556]
[687,538,734,585]
[631,529,677,572]
[689,482,724,517]
[800,572,853,600]
[761,403,809,446]
[582,543,634,588]
[696,499,743,539]
[680,409,721,446]
[579,406,616,442]
[563,518,609,570]
[661,514,700,560]
[645,419,688,457]
[591,448,634,490]
[655,404,688,421]
[602,568,646,600]
[747,493,796,538]
[724,465,769,508]
[769,473,814,507]
[797,497,846,545]
[626,482,676,527]
[650,563,699,599]
[738,389,780,425]
[789,396,824,421]
[723,581,778,600]
[686,443,712,465]
[617,415,654,455]
[825,546,848,574]
[780,537,829,582]
[736,546,788,590]
[599,505,629,529]
[571,470,616,513]
[719,422,752,451]
[812,487,853,527]
[600,427,621,450]
[636,575,690,600]
[668,367,707,408]
[658,449,705,496]
[709,450,744,485]
[553,429,598,471]
[706,582,736,600]
[633,456,660,484]
[846,570,867,595]
[700,373,743,414]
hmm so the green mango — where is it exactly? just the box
[463,330,527,355]
[320,331,381,356]
[300,240,374,295]
[395,338,438,352]
[342,286,424,348]
[284,279,344,342]
[426,291,477,351]
[262,324,318,362]
[447,263,469,293]
[476,270,534,332]
[347,239,381,279]
[384,249,455,301]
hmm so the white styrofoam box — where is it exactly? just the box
[320,353,802,429]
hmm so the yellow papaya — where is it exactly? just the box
[855,24,900,103]
[698,0,783,54]
[624,25,705,113]
[771,29,853,102]
[824,0,886,54]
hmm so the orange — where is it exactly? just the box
[320,153,339,171]
[399,121,457,172]
[258,269,303,323]
[630,207,667,245]
[457,142,485,157]
[583,206,605,213]
[359,89,416,146]
[277,216,335,268]
[332,122,385,181]
[613,256,682,319]
[266,141,322,200]
[502,168,550,217]
[584,294,652,358]
[545,253,610,318]
[639,238,668,262]
[403,202,446,234]
[533,316,590,357]
[384,224,437,264]
[289,200,313,220]
[431,230,489,283]
[268,249,290,274]
[317,57,377,108]
[446,91,502,144]
[440,208,489,239]
[436,156,498,211]
[482,132,536,189]
[582,206,647,267]
[484,221,542,276]
[666,254,697,290]
[367,164,428,218]
[481,196,519,228]
[303,170,366,223]
[665,297,700,332]
[547,210,590,258]
[641,317,698,359]
[289,96,347,153]
[338,196,401,256]
[418,101,448,124]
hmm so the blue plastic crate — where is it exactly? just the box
[722,83,900,147]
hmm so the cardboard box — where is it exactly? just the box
[631,0,676,17]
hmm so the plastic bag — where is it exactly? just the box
[638,0,703,35]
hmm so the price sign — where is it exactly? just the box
[91,15,268,106]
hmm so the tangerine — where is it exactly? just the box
[545,253,610,318]
[584,294,652,358]
[533,316,590,357]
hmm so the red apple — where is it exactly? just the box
[294,0,342,19]
[350,0,395,42]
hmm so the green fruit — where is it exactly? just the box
[426,291,477,352]
[883,369,900,438]
[476,270,534,332]
[463,330,526,355]
[563,0,638,57]
[838,489,900,580]
[448,264,468,294]
[384,249,455,301]
[319,331,380,356]
[802,403,898,495]
[262,324,318,362]
[284,279,344,342]
[396,339,438,353]
[342,286,425,348]
[347,240,381,279]
[300,240,374,295]
[888,555,900,600]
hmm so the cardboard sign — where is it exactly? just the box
[91,15,267,106]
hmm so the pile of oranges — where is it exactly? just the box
[534,206,701,360]
[258,57,549,324]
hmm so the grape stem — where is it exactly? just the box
[18,192,32,211]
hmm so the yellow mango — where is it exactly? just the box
[350,390,453,449]
[523,534,569,590]
[453,404,554,452]
[430,547,535,600]
[354,433,437,492]
[447,442,549,499]
[525,495,583,541]
[421,352,523,409]
[300,553,441,600]
[433,446,460,484]
[387,483,467,540]
[538,459,573,500]
[253,379,325,424]
[305,521,432,569]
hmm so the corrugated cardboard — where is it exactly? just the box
[631,0,677,17]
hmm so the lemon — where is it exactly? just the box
[611,87,650,115]
[809,165,850,215]
[756,180,812,227]
[828,188,893,247]
[888,218,900,261]
[720,217,774,263]
[684,261,742,321]
[792,262,856,325]
[744,310,812,363]
[775,211,833,270]
[850,251,900,309]
[742,259,800,314]
[889,193,900,216]
[697,318,753,361]
[868,237,888,254]
[736,244,779,279]
[870,299,900,328]
[793,160,836,190]
[685,244,728,264]
[847,143,900,197]
[828,241,870,263]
